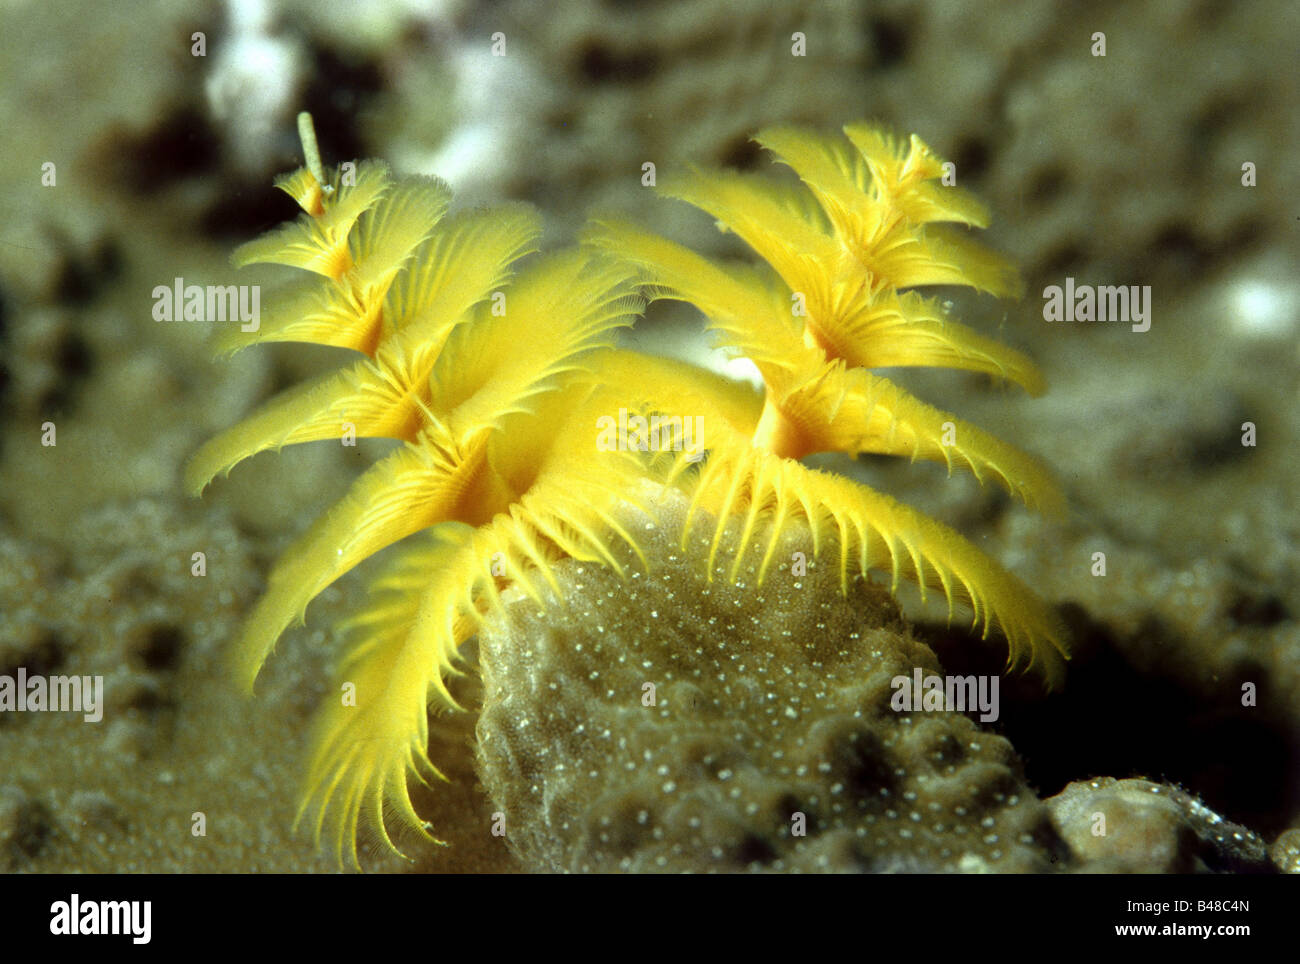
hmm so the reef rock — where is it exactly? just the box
[1046,777,1272,873]
[475,489,1069,872]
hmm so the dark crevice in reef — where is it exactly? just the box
[918,604,1299,839]
[1034,238,1090,278]
[1186,92,1253,159]
[41,330,95,418]
[949,133,992,184]
[298,45,386,166]
[124,621,186,673]
[53,236,122,307]
[199,43,385,242]
[99,98,299,241]
[2,796,54,869]
[716,131,764,171]
[200,175,302,241]
[1223,216,1267,253]
[1025,163,1070,210]
[573,37,659,84]
[107,107,222,195]
[0,629,67,681]
[1144,221,1213,282]
[0,629,68,729]
[865,14,910,70]
[1227,589,1289,629]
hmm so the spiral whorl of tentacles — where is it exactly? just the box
[189,115,1067,867]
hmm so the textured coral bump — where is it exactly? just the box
[585,122,1069,686]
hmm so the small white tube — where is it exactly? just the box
[297,111,329,190]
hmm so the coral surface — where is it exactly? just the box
[476,489,1068,872]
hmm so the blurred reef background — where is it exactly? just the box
[0,0,1297,872]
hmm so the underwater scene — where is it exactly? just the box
[0,0,1297,885]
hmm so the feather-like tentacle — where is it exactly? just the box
[296,526,479,868]
[684,444,1069,686]
[232,161,393,277]
[228,426,489,693]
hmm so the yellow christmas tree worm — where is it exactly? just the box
[192,115,1071,868]
[188,116,668,865]
[584,122,1068,684]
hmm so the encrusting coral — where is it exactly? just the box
[475,488,1068,873]
[1046,777,1271,873]
[189,115,1067,868]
